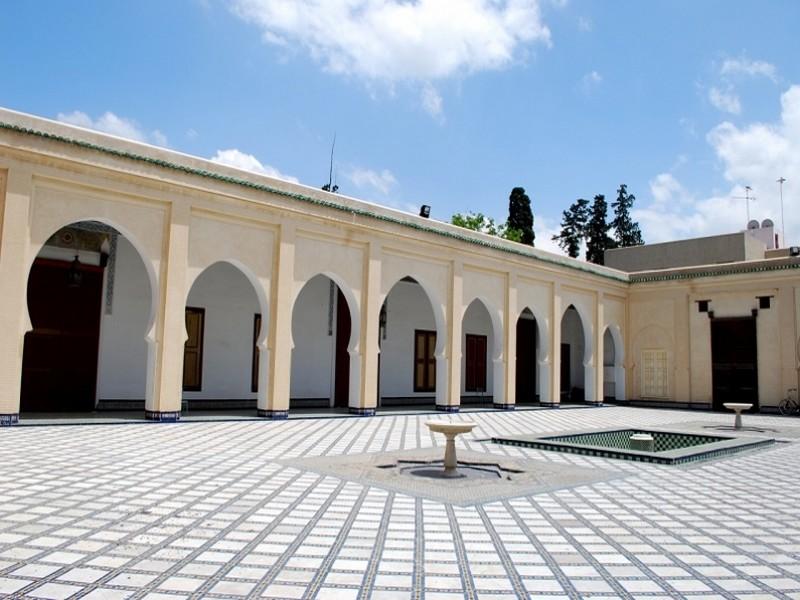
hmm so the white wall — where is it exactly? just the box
[291,275,336,400]
[379,280,437,399]
[461,300,494,397]
[184,262,260,400]
[96,237,150,401]
[561,308,585,389]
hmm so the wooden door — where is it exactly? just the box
[21,258,104,412]
[465,334,487,392]
[334,289,351,408]
[183,307,205,391]
[712,317,758,411]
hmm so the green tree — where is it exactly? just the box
[611,184,644,247]
[585,194,616,265]
[451,212,522,241]
[552,198,589,258]
[507,187,535,246]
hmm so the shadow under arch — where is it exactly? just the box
[183,259,270,414]
[21,219,157,415]
[559,303,596,404]
[290,272,362,410]
[603,323,626,401]
[378,274,448,408]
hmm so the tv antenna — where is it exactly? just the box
[731,186,756,223]
[778,177,786,246]
[322,133,338,193]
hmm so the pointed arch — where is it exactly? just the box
[603,323,625,401]
[462,297,504,404]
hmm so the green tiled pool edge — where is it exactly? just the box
[491,428,776,464]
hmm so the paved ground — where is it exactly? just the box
[0,406,798,599]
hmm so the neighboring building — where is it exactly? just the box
[0,107,798,425]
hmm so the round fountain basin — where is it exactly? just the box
[426,420,477,435]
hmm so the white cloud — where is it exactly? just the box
[231,0,553,115]
[421,84,443,118]
[348,167,398,195]
[57,111,169,147]
[577,16,592,32]
[580,70,602,93]
[210,148,299,183]
[636,85,800,245]
[721,57,777,82]
[708,86,741,115]
[534,215,568,256]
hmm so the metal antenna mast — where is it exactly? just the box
[778,177,787,246]
[732,186,756,224]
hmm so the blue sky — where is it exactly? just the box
[2,1,799,253]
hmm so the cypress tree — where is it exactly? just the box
[507,187,535,246]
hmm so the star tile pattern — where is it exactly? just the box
[0,407,798,599]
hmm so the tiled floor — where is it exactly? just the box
[0,406,798,599]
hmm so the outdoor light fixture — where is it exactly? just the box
[99,237,111,268]
[67,255,83,288]
[419,205,431,218]
[379,303,387,340]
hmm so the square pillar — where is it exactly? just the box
[442,260,463,412]
[0,168,32,425]
[351,241,381,416]
[591,292,605,405]
[495,274,516,410]
[146,202,190,421]
[546,284,562,407]
[261,223,295,419]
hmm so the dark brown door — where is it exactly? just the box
[560,343,571,399]
[465,334,487,392]
[183,307,205,391]
[712,317,758,411]
[21,258,104,412]
[515,318,536,403]
[334,289,351,408]
[251,314,261,393]
[414,330,437,392]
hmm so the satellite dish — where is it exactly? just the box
[747,220,760,230]
[761,218,774,228]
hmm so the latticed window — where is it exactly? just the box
[641,349,668,398]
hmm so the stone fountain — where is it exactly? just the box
[425,420,477,478]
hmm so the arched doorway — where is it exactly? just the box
[603,326,625,401]
[461,299,502,406]
[290,274,357,410]
[21,221,154,414]
[516,307,545,404]
[560,304,591,403]
[182,262,264,413]
[378,276,444,409]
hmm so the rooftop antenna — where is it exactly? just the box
[731,185,756,224]
[322,133,338,193]
[778,177,787,246]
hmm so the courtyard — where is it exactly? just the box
[0,406,798,599]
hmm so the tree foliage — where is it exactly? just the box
[507,187,535,246]
[611,184,644,247]
[451,212,522,242]
[585,194,616,265]
[552,198,589,258]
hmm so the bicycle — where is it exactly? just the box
[779,388,799,416]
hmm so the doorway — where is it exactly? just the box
[711,316,758,411]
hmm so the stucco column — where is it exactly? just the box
[442,260,463,412]
[495,273,516,409]
[261,222,295,419]
[591,292,605,405]
[146,201,190,421]
[546,284,562,406]
[353,241,381,415]
[0,168,31,425]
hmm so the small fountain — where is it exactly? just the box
[424,420,477,478]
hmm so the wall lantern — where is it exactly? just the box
[379,303,388,340]
[419,205,431,218]
[99,237,111,268]
[67,255,83,288]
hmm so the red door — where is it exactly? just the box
[465,334,487,392]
